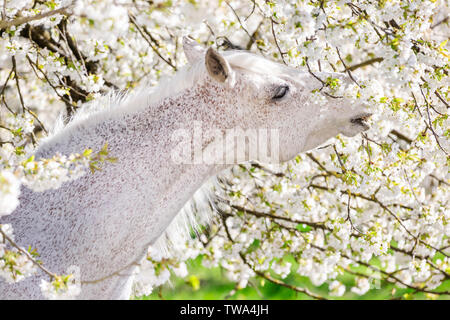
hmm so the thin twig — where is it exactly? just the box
[336,47,360,87]
[0,226,56,280]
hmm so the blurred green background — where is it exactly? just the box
[139,255,450,300]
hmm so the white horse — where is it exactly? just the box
[0,37,372,299]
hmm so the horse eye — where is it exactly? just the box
[272,85,289,100]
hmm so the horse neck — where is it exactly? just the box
[83,83,232,270]
[88,86,229,262]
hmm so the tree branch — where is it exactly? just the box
[0,6,71,30]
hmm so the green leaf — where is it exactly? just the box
[296,224,312,233]
[246,239,261,254]
[187,275,200,291]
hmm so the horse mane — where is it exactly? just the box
[152,177,219,255]
[47,49,288,139]
[44,58,207,145]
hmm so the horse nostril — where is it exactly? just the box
[351,113,373,127]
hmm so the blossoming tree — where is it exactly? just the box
[0,0,448,299]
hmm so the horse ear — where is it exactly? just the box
[182,36,205,64]
[205,47,233,84]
